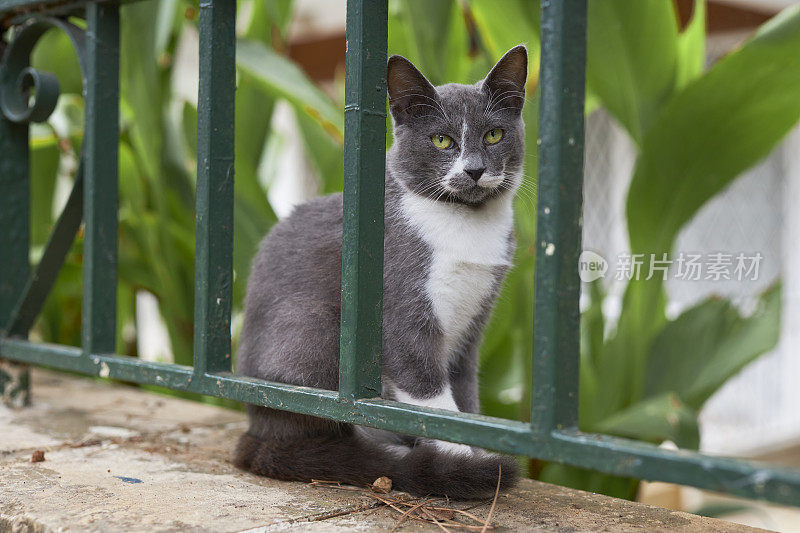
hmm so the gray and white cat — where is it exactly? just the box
[235,46,528,499]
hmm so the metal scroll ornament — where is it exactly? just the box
[0,16,88,124]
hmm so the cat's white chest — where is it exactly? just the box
[400,192,513,358]
[428,257,498,357]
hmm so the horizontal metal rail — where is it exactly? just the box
[2,337,799,506]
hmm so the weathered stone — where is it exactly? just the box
[0,369,769,532]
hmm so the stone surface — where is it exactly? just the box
[0,369,769,532]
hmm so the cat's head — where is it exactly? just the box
[387,45,527,207]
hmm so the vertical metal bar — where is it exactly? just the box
[0,117,29,329]
[531,0,587,433]
[0,108,31,404]
[339,0,387,400]
[82,2,120,355]
[193,0,235,375]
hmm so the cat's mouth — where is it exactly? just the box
[441,173,510,206]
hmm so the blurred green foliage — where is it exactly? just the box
[23,0,800,500]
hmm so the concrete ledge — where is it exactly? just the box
[0,369,767,532]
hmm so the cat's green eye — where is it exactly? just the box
[484,128,504,145]
[431,134,453,149]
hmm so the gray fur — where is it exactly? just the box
[235,46,528,499]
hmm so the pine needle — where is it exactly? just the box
[309,478,500,531]
[481,465,502,533]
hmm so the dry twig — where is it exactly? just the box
[419,507,453,533]
[481,466,502,533]
[310,477,500,531]
[391,498,436,532]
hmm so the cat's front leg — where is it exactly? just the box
[382,316,474,455]
[391,382,475,456]
[449,344,480,414]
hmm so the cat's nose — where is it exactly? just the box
[465,168,486,182]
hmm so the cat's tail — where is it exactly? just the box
[234,429,518,499]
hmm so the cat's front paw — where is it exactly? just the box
[433,439,474,456]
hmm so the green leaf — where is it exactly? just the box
[118,142,146,214]
[388,0,419,67]
[231,73,278,306]
[481,253,534,358]
[602,5,800,415]
[645,284,781,410]
[233,73,277,212]
[295,107,345,194]
[120,1,167,182]
[578,280,604,428]
[675,0,706,90]
[181,101,198,160]
[245,0,294,45]
[469,0,540,67]
[586,0,679,143]
[589,278,668,423]
[37,260,83,347]
[29,128,60,247]
[479,331,528,422]
[594,393,700,450]
[154,0,180,59]
[627,4,800,256]
[236,39,343,141]
[233,198,273,305]
[399,0,456,85]
[30,29,83,95]
[581,279,605,367]
[480,250,535,423]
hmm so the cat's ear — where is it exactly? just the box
[483,45,528,115]
[387,55,438,125]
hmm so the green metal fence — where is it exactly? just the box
[1,0,798,508]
